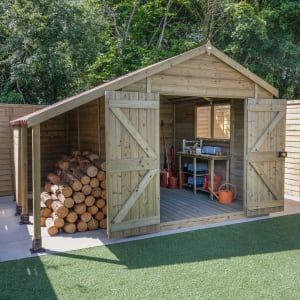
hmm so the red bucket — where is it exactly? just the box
[168,176,179,189]
[208,174,222,192]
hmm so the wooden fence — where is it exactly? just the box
[285,100,300,201]
[0,104,45,197]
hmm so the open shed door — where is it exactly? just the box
[105,91,160,238]
[246,98,286,216]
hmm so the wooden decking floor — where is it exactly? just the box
[160,188,243,223]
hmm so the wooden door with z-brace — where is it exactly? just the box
[246,98,286,216]
[105,91,160,238]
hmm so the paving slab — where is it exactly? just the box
[1,195,300,262]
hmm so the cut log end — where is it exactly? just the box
[87,218,99,231]
[81,212,92,223]
[99,218,107,229]
[77,220,88,232]
[64,222,76,234]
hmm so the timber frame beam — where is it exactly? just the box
[20,124,30,224]
[31,124,43,252]
[12,125,22,215]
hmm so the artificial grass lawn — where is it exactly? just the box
[2,215,300,299]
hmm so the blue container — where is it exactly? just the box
[201,146,222,155]
[187,176,204,187]
[187,162,208,173]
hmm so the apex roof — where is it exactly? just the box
[11,42,278,127]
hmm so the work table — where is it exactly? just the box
[177,152,230,199]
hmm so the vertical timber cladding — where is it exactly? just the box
[105,91,160,238]
[246,98,286,216]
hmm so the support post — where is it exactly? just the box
[13,125,22,215]
[210,159,214,200]
[20,125,30,224]
[31,124,43,252]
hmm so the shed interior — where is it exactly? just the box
[32,94,245,230]
[159,95,245,223]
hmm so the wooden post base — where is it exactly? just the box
[20,214,31,225]
[30,239,44,253]
[15,205,22,216]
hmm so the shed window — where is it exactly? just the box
[196,104,230,139]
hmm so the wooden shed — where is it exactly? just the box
[11,42,286,251]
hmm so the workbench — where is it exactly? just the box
[177,152,231,199]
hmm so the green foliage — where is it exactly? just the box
[0,0,299,104]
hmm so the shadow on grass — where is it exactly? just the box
[1,213,300,299]
[0,256,57,299]
[53,213,300,269]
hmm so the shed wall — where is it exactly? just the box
[230,100,244,201]
[123,53,273,99]
[67,98,106,159]
[40,115,68,182]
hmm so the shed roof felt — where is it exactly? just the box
[11,42,278,127]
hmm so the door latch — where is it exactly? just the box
[277,151,287,158]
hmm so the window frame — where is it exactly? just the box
[195,103,231,140]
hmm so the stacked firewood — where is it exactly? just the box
[40,150,107,236]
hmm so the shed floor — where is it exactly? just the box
[160,188,243,223]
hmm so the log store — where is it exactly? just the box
[11,41,287,251]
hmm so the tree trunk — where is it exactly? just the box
[40,217,46,227]
[57,160,70,171]
[87,218,98,231]
[102,206,107,216]
[73,192,85,204]
[97,171,106,182]
[51,213,65,228]
[79,163,98,178]
[51,201,69,218]
[44,182,52,193]
[87,153,99,162]
[60,171,82,191]
[76,220,88,232]
[71,168,90,185]
[157,0,172,49]
[101,189,106,200]
[95,211,104,221]
[41,207,52,218]
[46,218,59,236]
[99,218,107,229]
[74,203,86,215]
[100,180,106,190]
[93,159,106,171]
[91,187,101,198]
[71,150,81,158]
[51,184,73,198]
[95,198,105,209]
[40,192,53,208]
[81,211,92,223]
[63,222,76,234]
[90,178,99,188]
[47,173,60,184]
[59,196,74,209]
[82,184,92,195]
[88,205,98,215]
[85,195,95,207]
[66,211,78,223]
